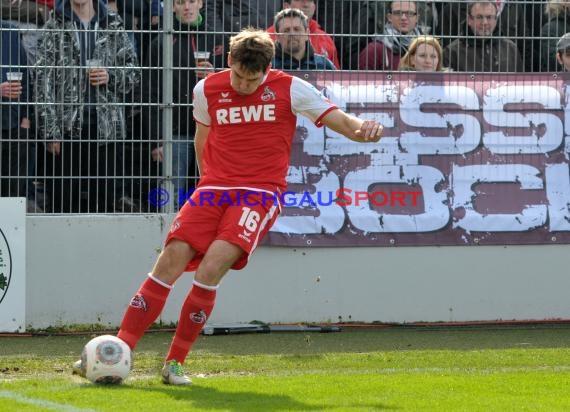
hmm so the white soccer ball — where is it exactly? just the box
[81,335,131,384]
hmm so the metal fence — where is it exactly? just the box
[0,0,565,213]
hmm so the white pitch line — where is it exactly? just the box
[0,390,97,412]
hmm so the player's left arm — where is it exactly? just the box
[320,109,383,143]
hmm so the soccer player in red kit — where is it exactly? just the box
[73,28,383,385]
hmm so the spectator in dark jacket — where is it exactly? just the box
[0,20,33,205]
[204,0,280,34]
[443,0,523,72]
[1,0,49,64]
[540,1,570,72]
[144,0,225,196]
[271,8,336,70]
[315,0,374,69]
[35,0,140,213]
[266,0,340,68]
[115,0,162,63]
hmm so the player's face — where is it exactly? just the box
[412,43,439,71]
[229,64,267,95]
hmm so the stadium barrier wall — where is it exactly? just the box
[20,214,570,331]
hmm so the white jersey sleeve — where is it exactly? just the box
[290,76,337,125]
[192,79,211,126]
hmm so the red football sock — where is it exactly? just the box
[166,281,217,364]
[117,274,172,350]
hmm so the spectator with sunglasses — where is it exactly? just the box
[358,0,424,70]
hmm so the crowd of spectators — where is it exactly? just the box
[0,0,568,213]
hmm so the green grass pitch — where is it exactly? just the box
[1,324,570,411]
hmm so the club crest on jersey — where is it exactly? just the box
[261,86,276,102]
[190,310,207,324]
[129,294,148,312]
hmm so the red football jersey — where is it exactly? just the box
[193,69,337,193]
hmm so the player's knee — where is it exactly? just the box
[195,259,226,284]
[163,240,193,261]
[153,240,194,283]
[195,253,239,285]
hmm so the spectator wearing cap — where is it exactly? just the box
[271,8,336,71]
[266,0,341,68]
[443,0,523,72]
[555,33,570,72]
[540,0,570,72]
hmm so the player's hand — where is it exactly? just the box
[355,120,383,142]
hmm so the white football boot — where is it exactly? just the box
[161,360,192,385]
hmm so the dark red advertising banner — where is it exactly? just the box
[265,72,570,247]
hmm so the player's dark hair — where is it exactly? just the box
[229,28,275,73]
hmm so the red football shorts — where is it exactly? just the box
[165,188,281,271]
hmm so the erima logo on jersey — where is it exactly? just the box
[216,104,276,124]
[219,92,232,103]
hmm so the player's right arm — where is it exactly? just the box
[192,79,212,176]
[291,76,383,143]
[194,123,210,175]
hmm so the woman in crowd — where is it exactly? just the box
[398,35,445,71]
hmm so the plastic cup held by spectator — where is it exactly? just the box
[6,72,23,82]
[193,51,211,63]
[86,59,102,70]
